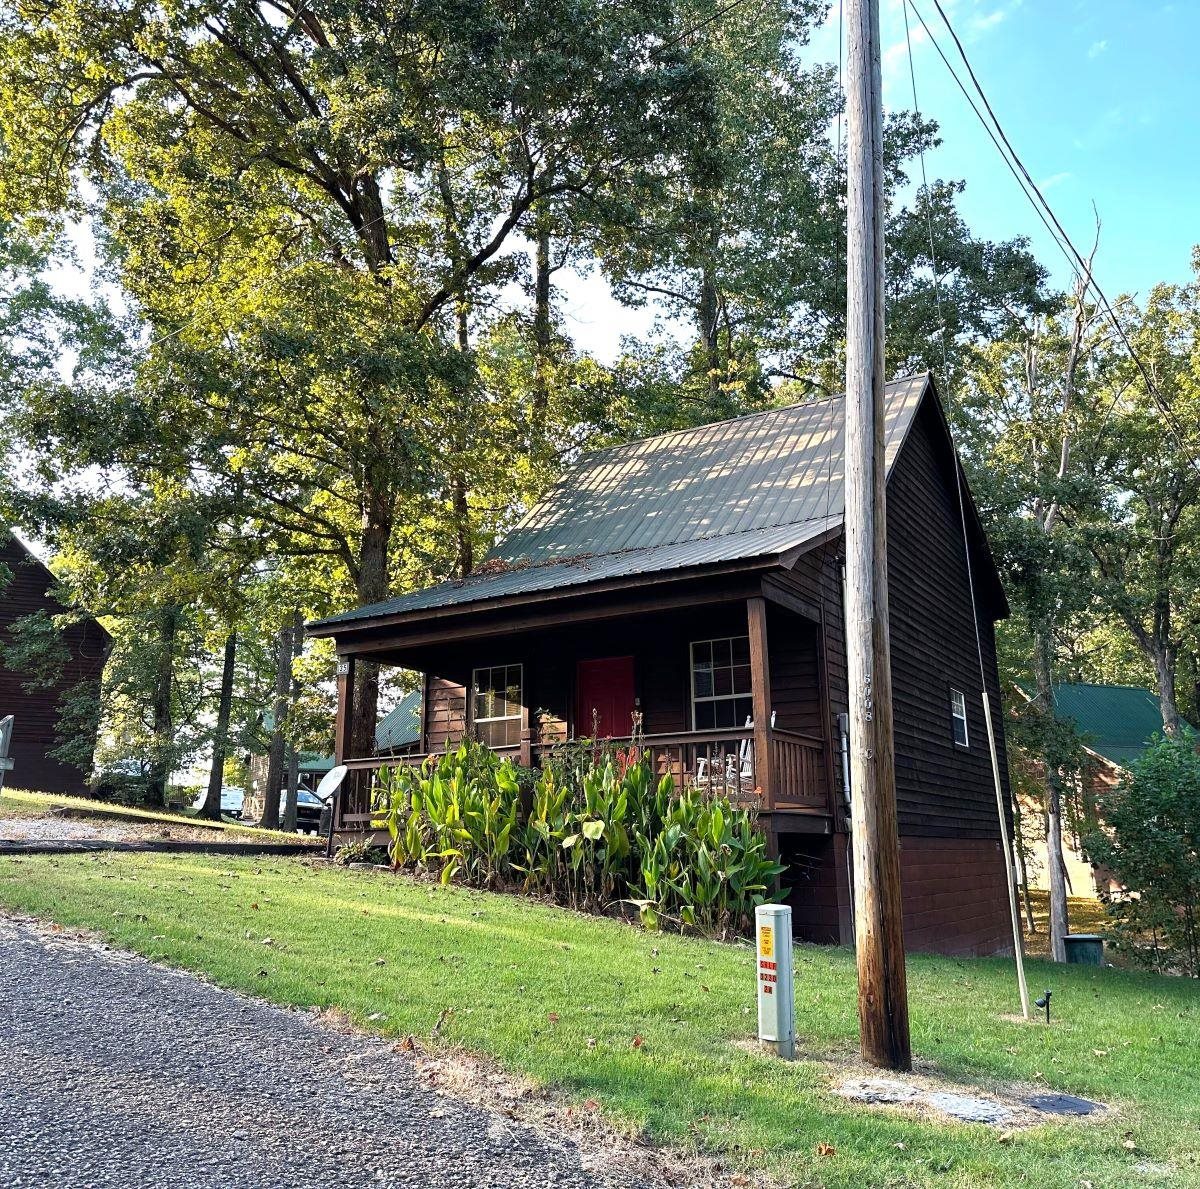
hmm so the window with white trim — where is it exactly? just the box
[472,664,523,748]
[950,687,969,747]
[690,636,753,730]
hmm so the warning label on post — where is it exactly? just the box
[755,904,794,1056]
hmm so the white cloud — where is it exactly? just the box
[973,8,1009,33]
[1038,172,1073,190]
[1088,39,1108,58]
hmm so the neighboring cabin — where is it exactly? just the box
[0,531,109,795]
[310,374,1015,957]
[1015,682,1193,897]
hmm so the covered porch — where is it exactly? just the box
[323,573,842,846]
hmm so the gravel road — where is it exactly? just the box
[0,916,648,1189]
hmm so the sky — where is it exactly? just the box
[563,0,1200,360]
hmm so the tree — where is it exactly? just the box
[1077,268,1200,736]
[1086,735,1200,976]
[957,264,1106,962]
[0,0,716,758]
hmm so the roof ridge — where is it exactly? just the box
[567,372,928,467]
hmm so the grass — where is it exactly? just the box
[0,853,1197,1188]
[0,787,313,841]
[1021,891,1113,961]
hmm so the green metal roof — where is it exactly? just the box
[309,375,932,631]
[1049,683,1188,769]
[375,690,422,753]
[263,689,421,767]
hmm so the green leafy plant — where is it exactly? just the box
[378,740,784,937]
[1086,735,1200,975]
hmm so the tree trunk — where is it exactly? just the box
[1010,792,1037,933]
[698,264,722,407]
[282,610,303,833]
[1034,626,1069,962]
[261,621,292,830]
[350,494,391,764]
[452,474,473,579]
[1151,641,1182,738]
[532,211,553,429]
[146,605,179,809]
[199,631,237,821]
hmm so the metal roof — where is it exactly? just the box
[1048,683,1191,770]
[375,690,422,752]
[312,374,929,631]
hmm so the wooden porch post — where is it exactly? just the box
[747,597,775,815]
[334,655,356,763]
[334,655,356,828]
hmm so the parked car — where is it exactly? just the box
[280,787,323,833]
[190,785,244,818]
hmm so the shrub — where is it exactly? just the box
[378,740,784,937]
[1085,735,1200,976]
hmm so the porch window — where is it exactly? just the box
[690,636,753,730]
[472,664,523,747]
[950,687,969,747]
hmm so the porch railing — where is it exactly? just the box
[333,725,827,831]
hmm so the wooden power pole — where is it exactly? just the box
[844,0,912,1071]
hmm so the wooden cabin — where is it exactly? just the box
[309,374,1015,956]
[0,530,110,794]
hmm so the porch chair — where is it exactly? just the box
[693,712,774,796]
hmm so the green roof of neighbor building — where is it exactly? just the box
[1047,683,1191,769]
[262,689,422,769]
[374,690,422,753]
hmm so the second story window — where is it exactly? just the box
[691,636,752,730]
[472,664,523,747]
[950,687,969,747]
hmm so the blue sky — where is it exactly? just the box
[808,0,1198,299]
[565,0,1200,358]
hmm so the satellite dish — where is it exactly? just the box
[314,764,350,804]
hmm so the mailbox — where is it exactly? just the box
[755,903,795,1059]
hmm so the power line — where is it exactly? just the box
[909,0,1200,474]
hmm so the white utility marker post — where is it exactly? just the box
[755,904,795,1059]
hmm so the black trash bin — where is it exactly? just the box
[1063,934,1105,965]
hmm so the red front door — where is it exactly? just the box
[576,656,636,739]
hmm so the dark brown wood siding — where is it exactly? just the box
[775,399,1010,841]
[884,401,1011,839]
[0,534,108,794]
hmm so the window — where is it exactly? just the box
[472,664,523,747]
[950,687,969,747]
[691,636,753,730]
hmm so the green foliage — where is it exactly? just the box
[1086,735,1200,976]
[380,740,783,936]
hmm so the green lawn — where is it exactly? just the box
[0,852,1196,1188]
[0,787,311,841]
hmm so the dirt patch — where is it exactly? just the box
[831,1068,1108,1131]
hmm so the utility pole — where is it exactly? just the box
[844,0,912,1071]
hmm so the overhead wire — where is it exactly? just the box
[908,0,1200,474]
